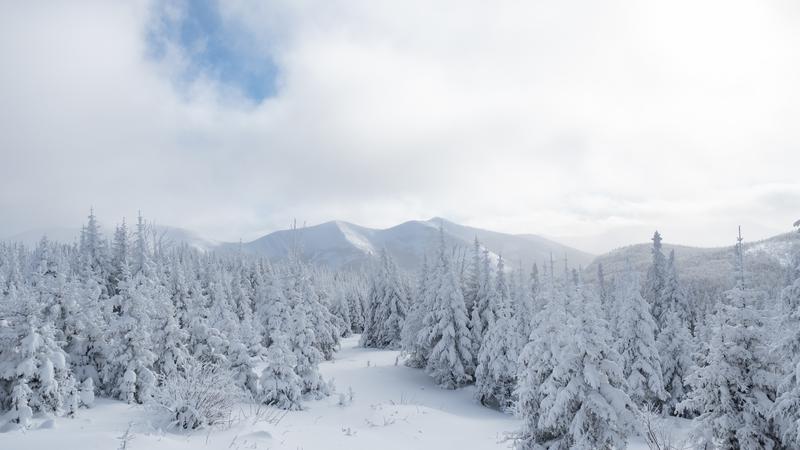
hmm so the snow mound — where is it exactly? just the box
[239,430,272,440]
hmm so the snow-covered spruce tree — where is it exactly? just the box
[469,248,494,361]
[30,237,68,339]
[475,256,521,410]
[678,230,780,449]
[185,268,230,367]
[230,264,264,360]
[255,261,289,348]
[516,275,637,450]
[330,282,353,337]
[615,264,667,409]
[516,259,567,444]
[0,286,77,421]
[153,301,190,380]
[132,212,154,277]
[530,263,540,303]
[401,254,432,368]
[30,238,104,394]
[774,234,800,448]
[643,231,668,331]
[346,274,367,334]
[254,260,313,408]
[168,260,192,329]
[109,220,131,297]
[360,249,408,349]
[104,235,157,404]
[463,237,482,316]
[284,259,329,398]
[656,306,694,416]
[597,263,609,312]
[659,251,689,328]
[8,382,33,427]
[656,250,694,415]
[302,271,341,361]
[78,208,109,289]
[64,270,106,389]
[259,332,302,410]
[511,262,534,352]
[205,266,259,395]
[417,228,474,388]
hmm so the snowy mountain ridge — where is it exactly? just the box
[221,217,596,271]
[586,231,800,297]
[4,218,595,271]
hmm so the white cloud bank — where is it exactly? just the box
[1,0,799,252]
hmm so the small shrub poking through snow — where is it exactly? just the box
[79,378,95,408]
[337,386,355,407]
[149,360,243,430]
[638,404,689,450]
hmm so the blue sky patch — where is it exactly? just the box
[147,0,277,103]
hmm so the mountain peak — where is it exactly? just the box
[226,217,593,270]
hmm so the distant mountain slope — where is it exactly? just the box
[3,225,218,252]
[4,227,82,246]
[434,219,595,268]
[153,226,220,252]
[585,231,800,296]
[225,217,595,271]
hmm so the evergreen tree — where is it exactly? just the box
[153,302,190,380]
[678,230,780,449]
[285,260,329,398]
[360,250,407,349]
[418,228,474,388]
[255,262,289,348]
[104,271,157,404]
[259,333,302,410]
[79,208,108,284]
[516,275,637,450]
[644,231,668,330]
[530,263,540,302]
[597,263,609,311]
[302,274,340,360]
[469,248,493,360]
[615,265,667,408]
[774,239,800,448]
[657,250,695,415]
[401,255,431,367]
[346,275,366,334]
[511,262,534,351]
[463,237,482,316]
[0,287,75,421]
[516,263,566,446]
[475,256,520,410]
[330,283,353,337]
[109,220,130,297]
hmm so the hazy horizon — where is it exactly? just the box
[5,211,796,256]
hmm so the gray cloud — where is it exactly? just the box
[1,0,798,252]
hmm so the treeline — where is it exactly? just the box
[2,210,799,449]
[0,211,367,428]
[362,227,800,449]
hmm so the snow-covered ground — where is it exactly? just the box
[1,335,687,449]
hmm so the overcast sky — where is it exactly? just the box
[1,0,799,253]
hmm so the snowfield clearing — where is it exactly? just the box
[1,337,693,450]
[0,334,691,449]
[2,336,519,450]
